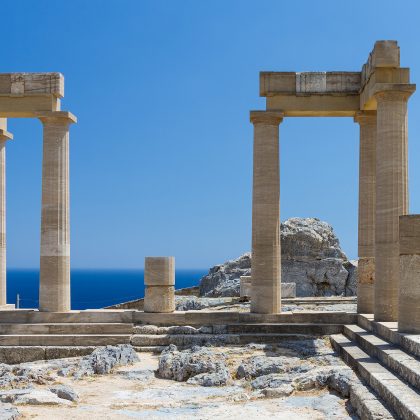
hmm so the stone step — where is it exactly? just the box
[358,314,420,359]
[131,333,316,347]
[344,324,420,391]
[0,310,134,324]
[0,334,131,346]
[225,323,343,335]
[331,333,420,419]
[0,323,134,335]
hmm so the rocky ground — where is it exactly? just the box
[0,340,360,420]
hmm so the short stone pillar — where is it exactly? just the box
[398,215,420,333]
[240,276,252,298]
[144,257,175,313]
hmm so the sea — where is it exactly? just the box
[6,269,207,310]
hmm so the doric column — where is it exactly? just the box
[374,88,413,321]
[250,111,283,314]
[38,112,76,312]
[0,119,12,306]
[355,111,376,314]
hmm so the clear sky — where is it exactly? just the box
[3,0,420,268]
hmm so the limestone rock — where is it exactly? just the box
[250,373,292,390]
[236,356,310,380]
[262,385,294,398]
[73,344,139,379]
[49,385,79,402]
[199,218,357,297]
[0,403,20,419]
[158,345,229,386]
[13,389,71,405]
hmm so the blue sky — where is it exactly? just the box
[3,0,420,268]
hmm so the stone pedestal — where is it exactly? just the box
[355,111,376,314]
[240,276,252,297]
[39,112,76,312]
[250,111,283,314]
[0,119,12,306]
[374,89,413,321]
[144,257,175,313]
[398,215,420,333]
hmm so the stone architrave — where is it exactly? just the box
[355,111,376,314]
[0,119,12,306]
[39,112,76,312]
[144,257,175,313]
[398,215,420,333]
[374,88,413,321]
[250,111,283,314]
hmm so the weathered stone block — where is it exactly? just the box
[281,282,296,298]
[240,276,251,297]
[399,254,420,333]
[144,257,175,286]
[144,286,175,313]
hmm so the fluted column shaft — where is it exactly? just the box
[355,112,376,314]
[0,119,12,306]
[374,90,411,321]
[250,111,283,314]
[39,113,75,312]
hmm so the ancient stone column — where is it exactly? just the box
[399,215,420,333]
[355,111,376,314]
[144,257,175,313]
[0,119,12,307]
[39,112,76,312]
[374,89,413,321]
[250,111,283,314]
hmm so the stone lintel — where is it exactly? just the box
[266,95,359,117]
[260,71,361,97]
[399,215,420,255]
[0,129,13,141]
[250,111,284,125]
[37,111,77,124]
[0,96,61,117]
[0,73,64,98]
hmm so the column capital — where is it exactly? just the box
[373,83,416,102]
[37,111,77,125]
[250,111,284,126]
[354,111,376,125]
[0,130,13,142]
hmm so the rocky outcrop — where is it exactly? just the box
[157,345,229,386]
[72,344,139,379]
[199,218,358,297]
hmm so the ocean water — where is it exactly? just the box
[6,269,207,310]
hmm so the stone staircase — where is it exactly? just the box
[0,314,345,363]
[331,317,420,419]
